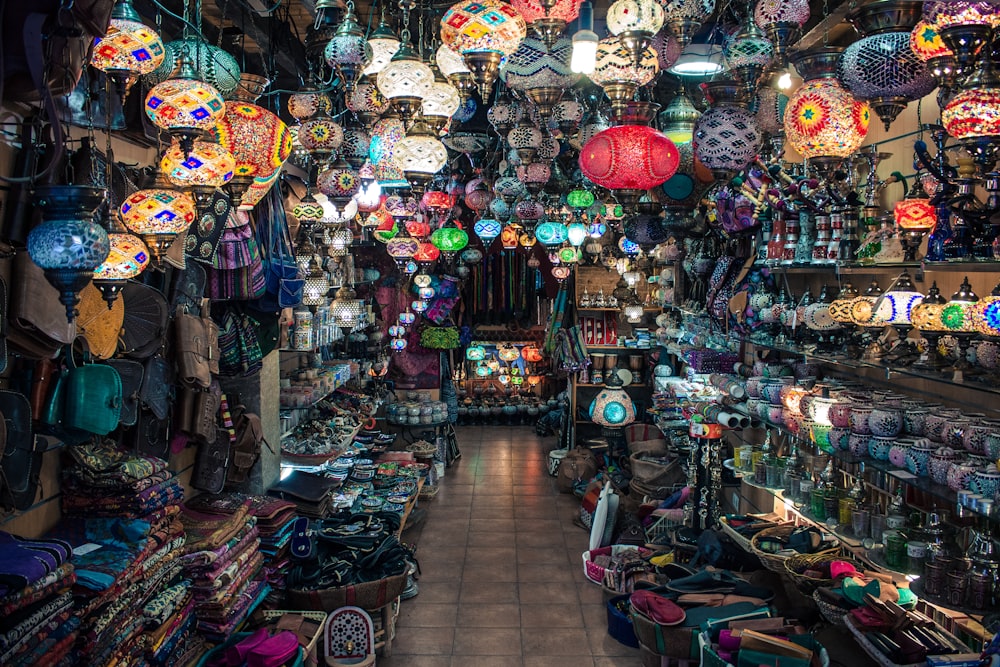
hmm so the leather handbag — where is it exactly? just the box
[75,283,125,360]
[184,190,231,265]
[174,301,219,388]
[556,447,598,494]
[8,252,75,360]
[131,409,169,459]
[63,341,122,435]
[170,261,207,317]
[225,400,265,487]
[191,429,231,494]
[120,282,169,359]
[177,380,221,444]
[107,358,143,426]
[0,390,41,511]
[140,354,172,421]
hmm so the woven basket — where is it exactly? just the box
[582,545,653,589]
[630,607,696,659]
[287,571,408,612]
[784,551,854,595]
[261,611,327,667]
[718,516,782,554]
[811,590,849,628]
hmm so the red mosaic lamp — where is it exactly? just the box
[579,124,679,204]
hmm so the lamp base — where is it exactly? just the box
[618,30,653,67]
[871,96,909,131]
[524,86,562,117]
[463,52,503,102]
[532,18,566,48]
[667,19,702,49]
[42,268,94,323]
[92,279,125,309]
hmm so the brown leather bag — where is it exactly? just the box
[174,300,219,388]
[176,381,221,444]
[8,252,75,359]
[225,402,265,487]
[556,447,598,494]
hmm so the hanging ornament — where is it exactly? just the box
[607,0,665,66]
[692,80,761,181]
[580,125,679,203]
[91,0,165,100]
[753,0,809,63]
[661,0,716,48]
[145,50,225,157]
[440,0,528,99]
[324,1,373,89]
[590,38,659,117]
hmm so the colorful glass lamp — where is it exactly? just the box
[969,280,1000,339]
[145,52,225,157]
[28,185,111,322]
[377,39,434,125]
[323,0,372,90]
[911,281,950,369]
[441,0,528,99]
[607,0,665,66]
[92,232,150,308]
[589,368,636,428]
[579,124,679,204]
[512,0,582,46]
[942,276,980,370]
[893,177,937,261]
[119,186,196,263]
[160,138,235,211]
[91,0,165,100]
[395,121,448,191]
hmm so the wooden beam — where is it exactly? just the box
[792,0,855,52]
[212,0,309,82]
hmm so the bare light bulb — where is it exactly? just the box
[571,30,599,74]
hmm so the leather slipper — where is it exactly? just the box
[629,589,686,626]
[247,631,300,667]
[225,628,270,666]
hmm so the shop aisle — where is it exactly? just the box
[381,425,641,667]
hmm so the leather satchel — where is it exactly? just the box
[8,252,75,360]
[174,301,219,389]
[225,402,265,487]
[268,471,340,504]
[107,358,143,427]
[63,342,122,435]
[170,261,207,317]
[0,390,41,511]
[140,354,172,421]
[191,429,230,494]
[131,410,169,459]
[120,282,169,359]
[177,380,221,444]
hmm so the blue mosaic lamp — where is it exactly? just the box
[588,368,636,428]
[28,186,111,322]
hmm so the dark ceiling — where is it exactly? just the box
[132,0,859,107]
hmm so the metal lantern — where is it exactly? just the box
[784,47,870,175]
[590,38,659,115]
[693,80,761,180]
[725,20,774,96]
[838,32,935,130]
[323,1,372,89]
[376,42,435,124]
[440,0,528,98]
[579,125,679,201]
[607,0,665,65]
[501,37,578,114]
[661,0,716,48]
[511,0,582,45]
[91,0,165,97]
[364,15,402,76]
[753,0,809,62]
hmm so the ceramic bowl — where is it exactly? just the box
[969,464,1000,499]
[962,420,1000,456]
[869,406,903,438]
[828,400,853,428]
[929,447,962,486]
[905,440,937,477]
[868,435,894,461]
[829,426,851,451]
[948,461,978,491]
[945,417,977,449]
[925,409,962,443]
[985,432,1000,461]
[849,432,870,457]
[849,404,873,436]
[745,376,764,398]
[889,440,912,468]
[902,401,939,437]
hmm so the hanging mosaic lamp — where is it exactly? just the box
[301,259,331,308]
[330,285,365,327]
[341,125,372,169]
[324,0,373,90]
[145,49,225,157]
[347,77,390,127]
[386,224,420,268]
[160,138,235,211]
[553,99,584,135]
[567,188,595,208]
[474,217,504,243]
[92,232,150,308]
[395,121,449,191]
[119,185,196,263]
[288,84,331,122]
[658,91,701,144]
[589,369,636,427]
[431,221,470,255]
[440,0,528,99]
[516,163,552,194]
[91,0,165,99]
[942,58,1000,165]
[487,90,519,135]
[838,0,932,130]
[369,116,409,188]
[969,280,1000,338]
[145,36,240,97]
[210,74,292,206]
[377,39,435,126]
[928,0,1000,73]
[607,0,665,66]
[535,220,569,245]
[422,70,462,135]
[501,37,578,115]
[436,43,476,99]
[414,242,442,266]
[661,0,716,48]
[298,109,344,158]
[910,19,956,104]
[590,37,659,117]
[693,80,761,181]
[511,0,581,46]
[893,176,937,261]
[784,46,870,177]
[464,178,492,211]
[725,18,774,97]
[753,0,809,63]
[507,119,544,163]
[579,125,679,203]
[365,13,402,77]
[28,186,111,322]
[318,159,361,205]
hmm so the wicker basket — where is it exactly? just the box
[630,607,697,659]
[811,590,849,628]
[261,611,327,667]
[699,630,832,667]
[784,551,854,595]
[749,525,839,575]
[287,571,409,612]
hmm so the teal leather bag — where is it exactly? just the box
[63,340,123,435]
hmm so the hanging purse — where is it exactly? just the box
[8,252,75,360]
[258,186,304,310]
[120,281,169,359]
[191,428,231,494]
[140,354,172,421]
[107,358,143,427]
[176,379,221,444]
[63,340,122,435]
[0,390,42,511]
[205,209,266,302]
[225,399,265,488]
[184,190,231,265]
[131,410,169,459]
[174,300,219,388]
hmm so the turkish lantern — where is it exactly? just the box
[521,345,543,362]
[579,125,679,201]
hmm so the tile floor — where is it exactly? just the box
[381,425,642,667]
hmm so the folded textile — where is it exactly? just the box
[0,564,75,617]
[144,583,190,626]
[194,555,264,615]
[191,526,260,584]
[0,590,73,654]
[148,605,196,665]
[61,477,185,517]
[182,518,258,568]
[180,503,251,553]
[22,627,77,667]
[62,468,173,496]
[0,532,73,597]
[66,439,168,488]
[196,580,270,642]
[3,606,75,665]
[9,613,78,667]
